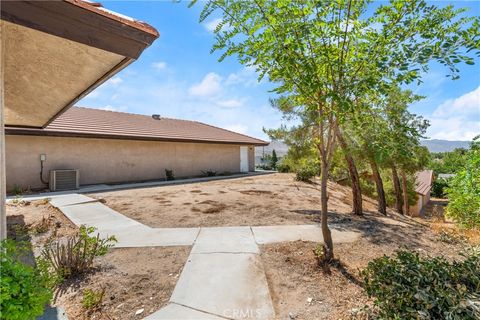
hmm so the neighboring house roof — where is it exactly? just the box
[415,170,434,196]
[438,173,456,180]
[6,107,269,146]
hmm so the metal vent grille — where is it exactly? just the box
[49,169,79,191]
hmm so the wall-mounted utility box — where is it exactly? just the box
[49,169,79,191]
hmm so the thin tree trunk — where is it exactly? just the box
[401,170,410,215]
[370,159,387,215]
[320,159,333,262]
[336,129,363,215]
[391,165,403,214]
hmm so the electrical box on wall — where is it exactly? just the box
[40,154,46,161]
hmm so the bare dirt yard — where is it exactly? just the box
[91,173,380,228]
[6,201,189,320]
[6,173,474,319]
[91,173,470,319]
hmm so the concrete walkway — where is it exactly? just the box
[50,194,360,319]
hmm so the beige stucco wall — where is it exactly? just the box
[6,135,254,191]
[248,146,255,172]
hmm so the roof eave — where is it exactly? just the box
[5,127,269,146]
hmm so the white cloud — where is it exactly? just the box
[107,76,123,86]
[188,72,222,97]
[217,99,243,108]
[224,124,249,134]
[433,86,480,117]
[204,18,222,32]
[427,86,480,141]
[152,61,167,70]
[98,105,128,112]
[226,66,260,87]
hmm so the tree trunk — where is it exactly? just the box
[370,159,387,215]
[336,129,363,215]
[391,165,403,214]
[320,159,334,262]
[401,170,410,215]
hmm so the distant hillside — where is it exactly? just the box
[420,139,470,153]
[255,139,471,164]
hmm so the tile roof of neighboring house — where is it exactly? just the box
[415,170,434,196]
[6,107,269,146]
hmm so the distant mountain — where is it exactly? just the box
[420,139,470,153]
[254,139,470,164]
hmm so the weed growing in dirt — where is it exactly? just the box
[438,229,468,245]
[82,287,106,312]
[39,225,117,283]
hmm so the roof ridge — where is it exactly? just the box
[73,106,199,123]
[72,106,267,143]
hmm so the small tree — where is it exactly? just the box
[270,149,278,170]
[191,0,479,262]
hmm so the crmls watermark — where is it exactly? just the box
[223,308,263,318]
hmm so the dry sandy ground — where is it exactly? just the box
[6,174,470,319]
[92,173,379,228]
[6,201,189,320]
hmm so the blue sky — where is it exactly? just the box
[81,1,480,141]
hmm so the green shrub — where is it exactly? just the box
[432,178,450,198]
[445,138,480,229]
[82,288,105,311]
[0,240,52,320]
[165,169,175,181]
[276,161,291,173]
[39,226,116,282]
[361,248,480,319]
[295,166,317,182]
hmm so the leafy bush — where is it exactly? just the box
[446,137,480,229]
[276,160,291,173]
[165,169,175,181]
[0,240,52,320]
[39,226,116,282]
[82,288,105,311]
[361,248,480,319]
[295,166,317,182]
[432,178,450,198]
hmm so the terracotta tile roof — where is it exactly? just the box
[414,170,434,196]
[7,107,268,146]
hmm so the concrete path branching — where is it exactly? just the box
[47,194,360,320]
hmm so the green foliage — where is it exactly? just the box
[432,178,450,198]
[39,225,117,282]
[12,184,22,196]
[165,169,175,181]
[82,288,105,311]
[430,148,469,175]
[446,137,480,229]
[270,149,279,170]
[295,166,317,182]
[0,240,52,320]
[276,160,291,173]
[361,248,480,319]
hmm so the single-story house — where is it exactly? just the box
[1,0,158,238]
[410,170,434,216]
[5,107,268,191]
